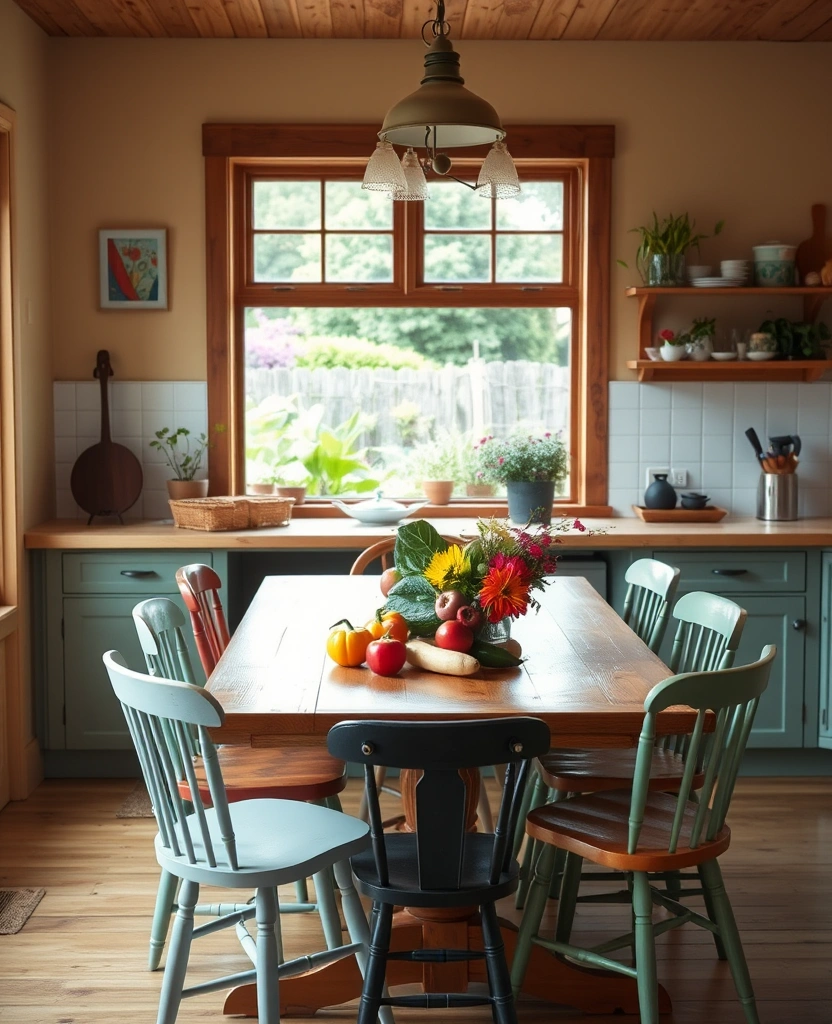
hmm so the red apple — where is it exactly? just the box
[435,620,474,653]
[379,567,402,596]
[435,590,467,621]
[457,605,483,631]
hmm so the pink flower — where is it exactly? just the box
[529,543,543,558]
[573,518,587,533]
[498,457,505,465]
[659,329,675,342]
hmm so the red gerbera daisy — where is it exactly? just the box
[480,555,532,622]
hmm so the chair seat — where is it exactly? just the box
[350,832,519,908]
[537,747,705,794]
[526,790,731,872]
[156,797,369,888]
[177,745,347,804]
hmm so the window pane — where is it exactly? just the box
[496,234,563,283]
[325,182,393,230]
[326,235,394,282]
[424,182,492,231]
[244,306,571,499]
[497,182,564,231]
[254,234,321,282]
[253,181,320,230]
[424,235,491,283]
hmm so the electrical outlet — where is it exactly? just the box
[669,469,688,488]
[645,467,670,490]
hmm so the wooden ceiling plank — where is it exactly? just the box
[492,0,545,40]
[703,0,778,39]
[295,0,334,35]
[223,0,270,35]
[70,0,140,33]
[654,0,745,40]
[559,0,619,39]
[363,0,402,37]
[109,0,174,34]
[805,13,832,37]
[737,0,832,40]
[258,0,302,35]
[330,0,365,37]
[460,0,503,39]
[596,0,691,40]
[401,0,467,39]
[26,0,104,34]
[11,0,70,34]
[183,0,236,35]
[527,0,580,39]
[142,0,201,35]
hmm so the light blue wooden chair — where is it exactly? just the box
[103,649,376,1024]
[515,590,746,908]
[132,597,347,970]
[621,558,682,655]
[511,645,777,1024]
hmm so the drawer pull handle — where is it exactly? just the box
[793,618,806,631]
[711,569,748,577]
[120,570,158,579]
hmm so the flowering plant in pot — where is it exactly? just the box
[150,427,210,499]
[657,328,687,362]
[408,433,462,505]
[473,432,568,524]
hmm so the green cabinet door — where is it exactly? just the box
[819,553,832,749]
[63,594,204,750]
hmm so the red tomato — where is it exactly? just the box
[365,635,407,676]
[434,620,474,653]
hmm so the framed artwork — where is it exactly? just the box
[99,228,168,309]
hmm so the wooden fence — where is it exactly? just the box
[246,359,570,447]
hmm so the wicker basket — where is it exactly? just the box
[169,495,295,531]
[169,497,250,532]
[245,495,295,528]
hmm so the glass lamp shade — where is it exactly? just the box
[476,141,521,199]
[394,148,430,202]
[362,140,408,194]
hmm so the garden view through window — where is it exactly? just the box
[244,175,573,501]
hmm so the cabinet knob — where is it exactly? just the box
[120,570,158,579]
[792,618,806,631]
[711,568,748,577]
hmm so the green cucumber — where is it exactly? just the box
[468,638,524,668]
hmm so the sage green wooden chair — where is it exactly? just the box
[621,558,682,655]
[133,597,348,971]
[103,649,376,1024]
[511,645,777,1024]
[515,590,747,908]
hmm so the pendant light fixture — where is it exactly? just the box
[362,0,520,201]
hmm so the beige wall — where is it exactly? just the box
[45,37,832,382]
[0,0,51,526]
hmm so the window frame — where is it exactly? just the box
[204,123,614,515]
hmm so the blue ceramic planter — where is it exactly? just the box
[506,480,556,525]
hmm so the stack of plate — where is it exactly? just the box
[720,259,751,284]
[691,277,743,288]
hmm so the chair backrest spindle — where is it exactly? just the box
[621,558,681,654]
[175,564,231,676]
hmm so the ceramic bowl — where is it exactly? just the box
[660,344,687,362]
[681,495,709,510]
[645,346,661,361]
[711,351,738,361]
[331,491,429,525]
[746,351,776,361]
[687,265,712,282]
[754,260,795,286]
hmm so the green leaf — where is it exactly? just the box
[384,574,441,637]
[393,520,448,577]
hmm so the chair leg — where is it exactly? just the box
[697,863,727,961]
[149,869,179,970]
[481,900,517,1024]
[312,867,342,950]
[510,842,556,997]
[255,886,280,1024]
[477,769,495,832]
[632,871,659,1024]
[294,878,309,903]
[515,783,558,909]
[357,902,393,1024]
[554,851,583,944]
[699,860,760,1024]
[156,878,197,1024]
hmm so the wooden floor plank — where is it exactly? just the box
[0,777,830,1022]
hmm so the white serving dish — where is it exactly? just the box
[711,352,738,361]
[746,351,776,361]
[331,490,429,525]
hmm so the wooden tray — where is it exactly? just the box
[632,505,728,523]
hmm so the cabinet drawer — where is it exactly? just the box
[652,550,806,593]
[62,552,213,595]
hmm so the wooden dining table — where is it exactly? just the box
[208,574,694,1018]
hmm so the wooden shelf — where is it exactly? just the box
[625,286,832,376]
[626,359,830,383]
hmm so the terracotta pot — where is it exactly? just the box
[421,480,454,505]
[275,485,307,506]
[465,483,495,498]
[248,482,276,495]
[167,479,209,500]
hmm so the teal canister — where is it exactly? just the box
[644,473,677,510]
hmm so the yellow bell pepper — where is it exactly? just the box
[326,619,372,667]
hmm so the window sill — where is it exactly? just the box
[289,502,612,519]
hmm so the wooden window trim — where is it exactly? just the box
[204,123,613,514]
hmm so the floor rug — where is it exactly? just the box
[116,780,154,818]
[0,888,46,934]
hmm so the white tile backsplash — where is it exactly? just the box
[53,380,207,519]
[608,381,832,517]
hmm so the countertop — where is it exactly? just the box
[23,516,832,550]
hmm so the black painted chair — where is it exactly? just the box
[327,717,551,1024]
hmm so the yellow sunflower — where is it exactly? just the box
[424,545,469,591]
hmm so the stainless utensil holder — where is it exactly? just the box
[756,473,798,521]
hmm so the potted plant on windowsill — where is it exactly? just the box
[619,212,724,287]
[473,432,568,525]
[461,434,496,497]
[150,427,210,499]
[409,433,462,506]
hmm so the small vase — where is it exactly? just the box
[477,617,512,644]
[275,485,306,506]
[644,473,677,510]
[421,480,454,505]
[167,479,209,500]
[660,344,686,362]
[248,482,275,495]
[506,480,556,525]
[647,254,686,287]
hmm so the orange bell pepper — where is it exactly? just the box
[326,619,372,667]
[364,610,409,644]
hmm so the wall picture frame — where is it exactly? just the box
[99,228,168,310]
